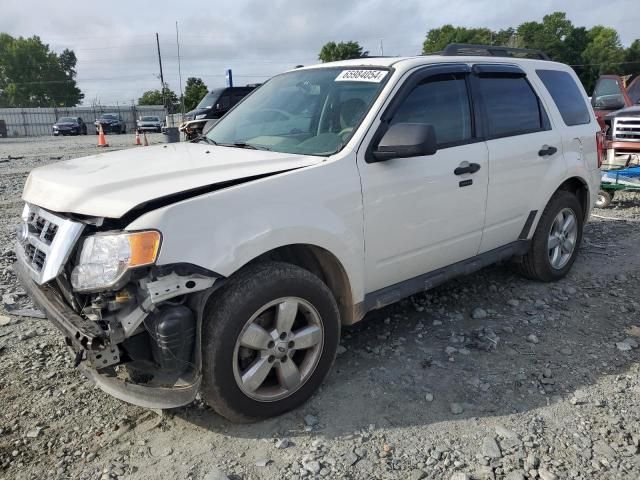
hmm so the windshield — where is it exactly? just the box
[196,89,225,109]
[592,78,626,110]
[101,114,118,120]
[141,116,159,121]
[206,67,389,156]
[58,117,76,123]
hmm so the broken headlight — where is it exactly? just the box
[70,231,161,292]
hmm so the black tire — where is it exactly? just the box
[595,190,613,208]
[201,261,340,422]
[514,190,583,282]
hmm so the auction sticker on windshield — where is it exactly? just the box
[335,70,388,83]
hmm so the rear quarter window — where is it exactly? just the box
[536,70,591,126]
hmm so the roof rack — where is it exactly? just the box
[441,44,550,61]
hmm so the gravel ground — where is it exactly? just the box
[1,136,640,480]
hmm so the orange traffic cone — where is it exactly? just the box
[97,124,108,147]
[135,131,142,146]
[143,132,149,146]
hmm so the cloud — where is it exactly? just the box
[0,0,636,104]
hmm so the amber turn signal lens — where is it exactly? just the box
[127,231,161,266]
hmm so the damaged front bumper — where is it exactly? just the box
[14,258,216,409]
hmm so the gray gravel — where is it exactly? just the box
[1,136,640,479]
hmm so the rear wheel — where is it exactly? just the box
[201,262,340,422]
[514,191,583,282]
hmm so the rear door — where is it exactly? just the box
[472,64,563,253]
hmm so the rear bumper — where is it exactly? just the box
[13,259,199,409]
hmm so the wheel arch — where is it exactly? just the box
[553,176,590,222]
[244,244,356,326]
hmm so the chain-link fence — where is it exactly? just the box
[0,105,167,137]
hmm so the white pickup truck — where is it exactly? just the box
[15,45,601,422]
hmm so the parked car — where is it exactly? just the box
[591,74,640,170]
[94,113,126,134]
[0,119,7,138]
[15,45,600,422]
[591,74,640,128]
[53,116,87,136]
[180,85,258,140]
[136,115,163,133]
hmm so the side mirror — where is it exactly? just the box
[371,123,437,162]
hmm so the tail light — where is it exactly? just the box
[596,130,604,169]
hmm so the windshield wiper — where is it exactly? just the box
[231,141,271,151]
[192,135,218,145]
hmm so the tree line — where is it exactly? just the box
[2,11,639,108]
[319,12,640,93]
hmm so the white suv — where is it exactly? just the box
[15,45,601,422]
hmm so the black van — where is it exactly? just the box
[183,86,258,123]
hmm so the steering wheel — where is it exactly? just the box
[255,108,291,121]
[338,127,354,139]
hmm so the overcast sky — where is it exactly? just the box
[1,0,637,106]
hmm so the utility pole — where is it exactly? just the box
[156,32,168,123]
[176,21,185,117]
[380,39,384,56]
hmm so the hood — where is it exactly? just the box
[23,142,323,218]
[96,118,118,124]
[605,105,640,120]
[55,122,77,127]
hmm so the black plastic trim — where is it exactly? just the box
[518,210,538,239]
[363,240,530,312]
[472,63,526,77]
[442,44,550,61]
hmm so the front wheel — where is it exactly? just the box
[514,190,583,282]
[201,261,340,422]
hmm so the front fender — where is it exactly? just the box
[126,155,366,303]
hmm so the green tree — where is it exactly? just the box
[581,26,626,92]
[183,77,208,111]
[623,39,640,76]
[0,33,83,107]
[517,12,576,63]
[138,85,179,112]
[422,25,494,54]
[318,41,368,62]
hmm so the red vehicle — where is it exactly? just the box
[592,75,640,170]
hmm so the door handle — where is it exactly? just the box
[454,162,481,175]
[538,145,558,157]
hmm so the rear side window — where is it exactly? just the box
[390,74,472,146]
[537,70,590,126]
[477,76,547,138]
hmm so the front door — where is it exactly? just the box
[357,66,489,293]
